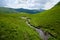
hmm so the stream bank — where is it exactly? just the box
[21,16,56,40]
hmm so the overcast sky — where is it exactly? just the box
[0,0,60,10]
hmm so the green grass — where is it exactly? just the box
[0,13,42,40]
[0,2,60,40]
[27,2,60,40]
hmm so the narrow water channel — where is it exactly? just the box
[25,18,49,40]
[21,16,55,40]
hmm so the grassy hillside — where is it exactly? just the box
[28,2,60,40]
[0,2,60,40]
[0,11,41,40]
[0,7,17,14]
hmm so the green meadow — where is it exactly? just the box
[0,2,60,40]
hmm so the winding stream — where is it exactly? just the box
[21,16,55,40]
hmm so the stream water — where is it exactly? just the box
[21,17,49,40]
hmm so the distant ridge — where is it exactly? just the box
[0,7,17,13]
[14,8,44,14]
[0,7,44,14]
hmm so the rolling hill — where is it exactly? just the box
[28,2,60,40]
[0,7,17,14]
[0,2,60,40]
[0,8,41,40]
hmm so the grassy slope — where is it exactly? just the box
[0,7,17,14]
[0,2,60,40]
[0,12,41,40]
[28,2,60,40]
